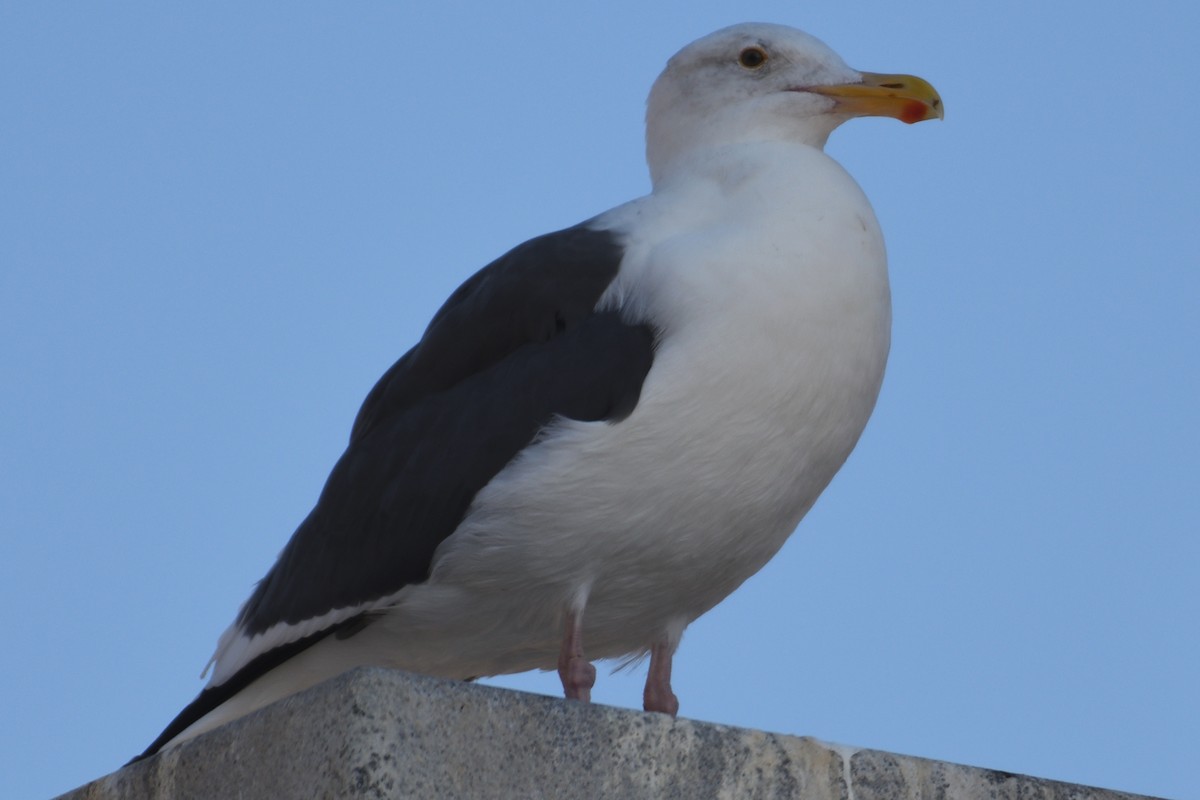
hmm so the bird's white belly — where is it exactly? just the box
[431,330,882,664]
[394,151,892,677]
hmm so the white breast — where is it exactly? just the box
[426,141,891,668]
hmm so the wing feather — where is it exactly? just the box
[134,222,656,762]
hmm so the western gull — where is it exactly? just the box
[133,22,942,761]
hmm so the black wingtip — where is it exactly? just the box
[127,615,378,764]
[126,683,231,765]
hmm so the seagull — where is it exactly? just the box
[134,21,942,762]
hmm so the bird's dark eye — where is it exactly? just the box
[738,46,768,69]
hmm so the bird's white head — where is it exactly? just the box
[645,22,943,185]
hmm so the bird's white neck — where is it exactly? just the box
[646,99,845,188]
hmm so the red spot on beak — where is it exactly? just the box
[899,100,928,125]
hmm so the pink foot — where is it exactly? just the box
[557,609,596,702]
[643,639,680,716]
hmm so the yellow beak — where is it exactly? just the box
[808,72,944,124]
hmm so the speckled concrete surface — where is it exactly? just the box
[57,668,1165,800]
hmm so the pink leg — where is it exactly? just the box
[557,609,596,702]
[643,639,680,716]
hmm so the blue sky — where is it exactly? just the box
[2,3,1196,798]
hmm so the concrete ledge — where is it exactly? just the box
[60,668,1164,800]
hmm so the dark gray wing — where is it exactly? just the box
[134,223,654,763]
[238,223,654,632]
